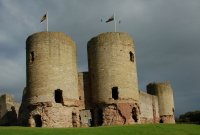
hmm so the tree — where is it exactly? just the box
[178,110,200,124]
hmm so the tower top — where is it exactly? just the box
[88,32,135,47]
[26,32,75,46]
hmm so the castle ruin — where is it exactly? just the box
[0,94,20,126]
[0,32,175,127]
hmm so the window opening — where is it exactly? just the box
[112,87,119,100]
[30,51,35,62]
[129,51,134,62]
[55,89,63,103]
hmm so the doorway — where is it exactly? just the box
[132,107,138,122]
[33,115,42,127]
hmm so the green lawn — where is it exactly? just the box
[0,124,200,135]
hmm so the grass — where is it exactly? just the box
[0,124,200,135]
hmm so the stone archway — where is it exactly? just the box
[33,115,42,127]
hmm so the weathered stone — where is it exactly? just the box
[88,32,139,104]
[0,94,20,126]
[1,32,176,127]
[147,82,175,123]
[139,91,160,123]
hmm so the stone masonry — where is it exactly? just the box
[0,32,175,127]
[0,94,20,126]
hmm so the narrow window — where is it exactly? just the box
[112,87,119,100]
[55,89,63,103]
[33,115,42,127]
[30,51,35,62]
[129,51,134,62]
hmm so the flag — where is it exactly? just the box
[40,13,47,23]
[105,15,114,23]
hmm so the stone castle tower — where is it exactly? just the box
[16,31,175,127]
[19,32,80,127]
[87,32,140,125]
[26,32,79,103]
[147,82,175,123]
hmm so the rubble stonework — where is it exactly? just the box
[0,94,20,126]
[1,32,176,127]
[92,102,140,126]
[19,102,79,127]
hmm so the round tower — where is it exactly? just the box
[88,32,139,103]
[147,82,175,123]
[26,32,79,104]
[19,32,80,127]
[87,32,140,125]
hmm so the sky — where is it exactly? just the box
[0,0,200,117]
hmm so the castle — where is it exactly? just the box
[0,32,175,127]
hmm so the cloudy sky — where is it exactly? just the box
[0,0,200,116]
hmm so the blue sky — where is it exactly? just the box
[0,0,200,116]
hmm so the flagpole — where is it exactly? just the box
[46,11,48,32]
[114,12,116,32]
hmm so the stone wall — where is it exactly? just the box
[0,94,20,126]
[19,102,79,127]
[80,110,92,127]
[78,72,91,110]
[139,91,159,123]
[92,102,140,126]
